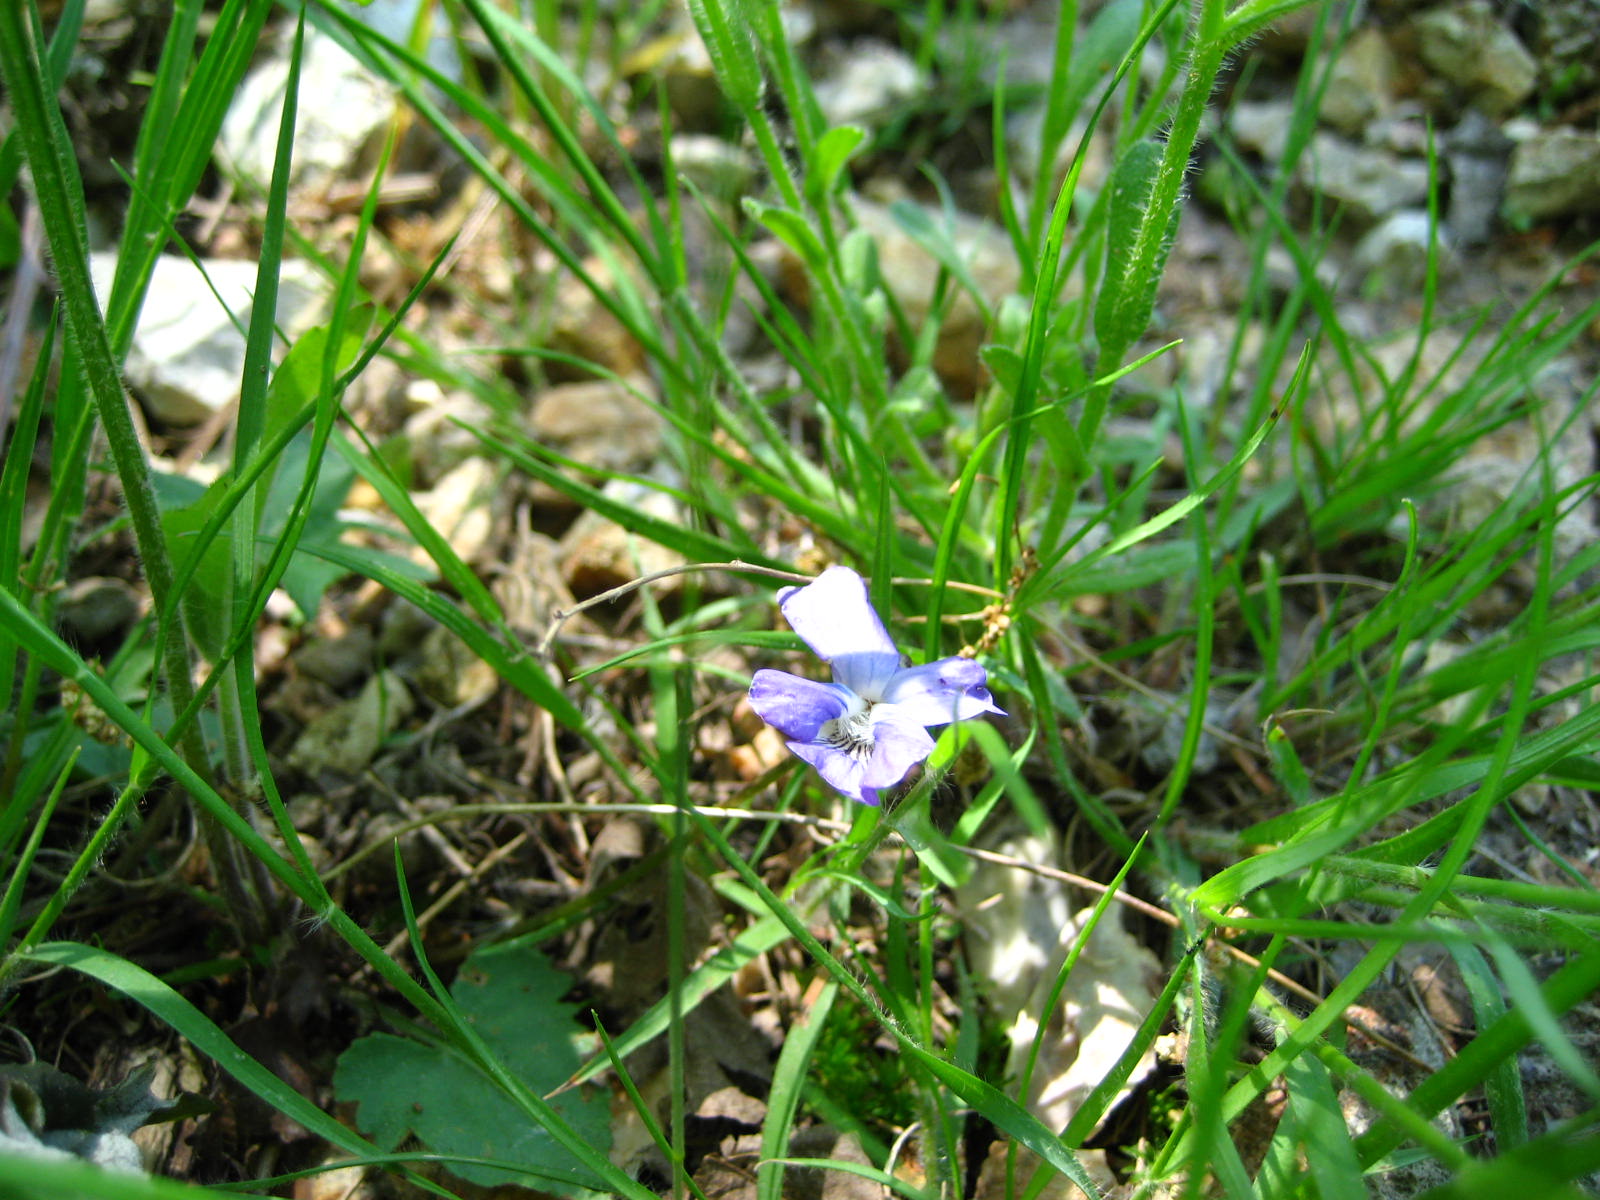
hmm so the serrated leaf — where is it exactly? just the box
[453,943,592,1084]
[334,944,609,1194]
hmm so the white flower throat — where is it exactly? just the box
[820,695,876,761]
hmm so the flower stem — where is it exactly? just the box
[835,805,895,877]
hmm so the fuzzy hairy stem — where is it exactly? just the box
[0,1,272,942]
[1084,0,1228,449]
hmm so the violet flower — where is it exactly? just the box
[748,566,1004,806]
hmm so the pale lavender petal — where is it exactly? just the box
[778,566,897,663]
[784,711,934,805]
[860,709,936,789]
[831,650,905,703]
[748,670,852,741]
[787,741,875,805]
[882,658,1006,727]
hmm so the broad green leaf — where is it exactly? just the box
[256,429,357,622]
[252,317,369,525]
[158,472,232,659]
[335,943,609,1194]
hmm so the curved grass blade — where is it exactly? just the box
[292,538,587,732]
[759,979,841,1200]
[770,1158,931,1200]
[0,746,76,951]
[0,1155,245,1200]
[1284,1052,1366,1200]
[22,941,458,1198]
[0,0,205,778]
[1445,941,1527,1152]
[565,914,791,1088]
[389,847,628,1196]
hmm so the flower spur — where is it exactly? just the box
[748,566,1004,805]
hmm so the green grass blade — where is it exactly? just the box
[1284,1052,1366,1200]
[0,1156,247,1200]
[1057,928,1195,1149]
[595,1015,713,1200]
[293,537,589,734]
[0,303,55,722]
[565,915,791,1088]
[1355,945,1600,1169]
[22,941,458,1197]
[683,811,1108,1197]
[1409,1111,1600,1200]
[769,1158,931,1200]
[994,0,1183,585]
[1486,938,1600,1101]
[391,846,645,1196]
[759,979,840,1200]
[0,0,208,781]
[1446,941,1527,1152]
[0,746,76,952]
[467,424,780,568]
[110,0,275,355]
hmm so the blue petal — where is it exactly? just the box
[779,566,897,664]
[748,670,852,741]
[787,740,874,804]
[831,650,905,703]
[861,709,936,788]
[785,708,935,806]
[882,658,1006,727]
